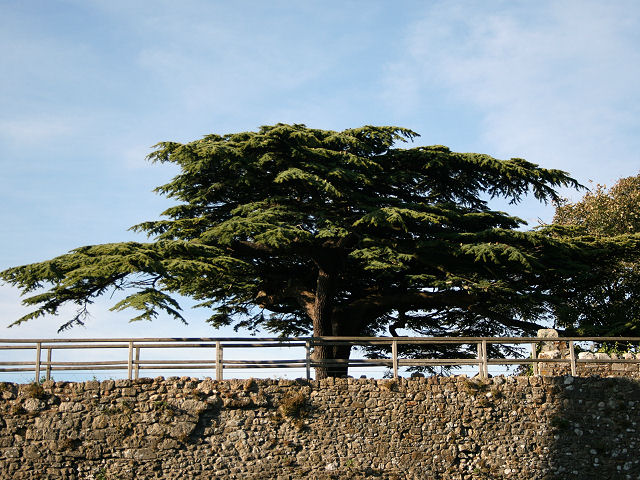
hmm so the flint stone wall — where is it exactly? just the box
[2,375,640,480]
[537,328,640,378]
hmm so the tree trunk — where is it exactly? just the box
[311,267,352,378]
[312,343,352,379]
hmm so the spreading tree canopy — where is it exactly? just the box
[551,175,640,336]
[2,124,623,377]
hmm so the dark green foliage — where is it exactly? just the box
[2,123,625,376]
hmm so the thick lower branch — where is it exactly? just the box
[256,285,315,319]
[341,289,545,334]
[338,289,476,325]
[483,314,544,332]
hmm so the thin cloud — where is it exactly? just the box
[383,1,640,192]
[119,144,156,170]
[0,117,77,145]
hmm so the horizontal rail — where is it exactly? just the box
[1,336,639,381]
[2,335,640,343]
[0,337,312,343]
[0,342,307,349]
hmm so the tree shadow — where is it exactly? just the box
[547,376,640,479]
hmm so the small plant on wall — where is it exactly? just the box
[95,467,121,480]
[278,392,307,418]
[24,382,45,399]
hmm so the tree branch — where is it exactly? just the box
[233,240,274,255]
[256,285,315,319]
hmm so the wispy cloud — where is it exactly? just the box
[0,117,77,145]
[119,2,362,120]
[383,1,640,192]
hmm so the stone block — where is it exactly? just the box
[22,398,45,413]
[539,351,561,359]
[537,328,559,338]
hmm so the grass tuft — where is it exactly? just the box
[24,382,45,399]
[278,392,307,418]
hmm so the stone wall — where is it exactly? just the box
[2,375,640,480]
[537,328,640,378]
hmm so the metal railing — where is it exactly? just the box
[1,336,639,381]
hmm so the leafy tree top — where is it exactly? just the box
[550,174,640,336]
[554,175,640,236]
[1,124,599,375]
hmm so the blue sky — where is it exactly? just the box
[2,0,640,341]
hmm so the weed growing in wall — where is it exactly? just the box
[189,389,207,401]
[243,377,256,391]
[0,382,11,397]
[462,378,489,396]
[490,387,504,400]
[379,379,397,391]
[278,392,307,418]
[95,467,120,480]
[57,437,78,451]
[153,400,176,415]
[24,382,45,399]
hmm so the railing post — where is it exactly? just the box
[477,342,483,378]
[216,341,223,381]
[35,342,41,382]
[305,340,311,381]
[482,339,488,379]
[46,348,52,381]
[569,340,577,376]
[392,340,398,379]
[531,342,538,375]
[128,341,133,380]
[134,346,140,380]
